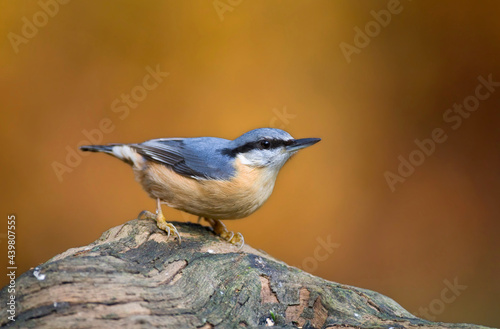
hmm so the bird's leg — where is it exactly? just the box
[204,218,244,249]
[154,198,181,243]
[138,198,181,244]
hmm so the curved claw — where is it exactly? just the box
[138,210,155,220]
[204,218,245,249]
[225,230,235,242]
[232,232,245,250]
[156,220,181,244]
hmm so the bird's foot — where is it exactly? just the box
[155,212,181,244]
[204,218,244,249]
[138,199,181,244]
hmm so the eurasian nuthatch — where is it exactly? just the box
[80,128,320,247]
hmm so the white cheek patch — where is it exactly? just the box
[112,145,144,167]
[237,153,254,166]
[237,150,289,168]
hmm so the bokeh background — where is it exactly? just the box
[1,1,499,327]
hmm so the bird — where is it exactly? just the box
[80,128,320,247]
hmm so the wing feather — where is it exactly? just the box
[130,138,233,180]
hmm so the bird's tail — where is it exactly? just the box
[80,144,116,154]
[80,144,142,167]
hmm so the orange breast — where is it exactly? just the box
[133,158,278,219]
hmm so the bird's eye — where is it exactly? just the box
[260,140,271,149]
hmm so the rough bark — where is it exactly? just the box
[0,218,492,329]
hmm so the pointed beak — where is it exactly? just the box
[286,137,321,153]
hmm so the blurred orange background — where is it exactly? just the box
[1,1,499,327]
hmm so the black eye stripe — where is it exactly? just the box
[221,139,292,157]
[263,139,292,149]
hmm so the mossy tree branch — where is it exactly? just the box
[0,219,492,329]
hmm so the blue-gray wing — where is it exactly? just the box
[130,137,235,180]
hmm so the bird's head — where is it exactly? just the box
[224,128,321,171]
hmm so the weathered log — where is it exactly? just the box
[0,218,492,328]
